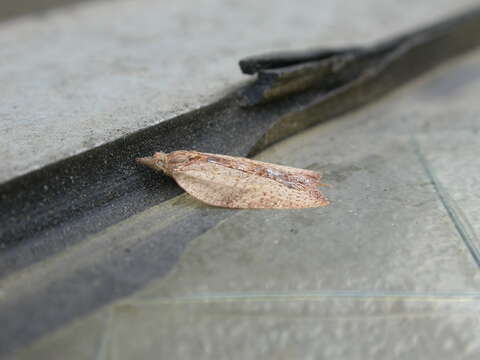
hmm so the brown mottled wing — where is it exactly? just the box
[170,161,329,209]
[182,152,324,194]
[201,152,322,181]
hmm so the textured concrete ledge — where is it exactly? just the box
[1,0,478,183]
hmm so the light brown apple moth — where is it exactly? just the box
[136,151,330,209]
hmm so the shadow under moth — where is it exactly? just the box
[137,151,330,209]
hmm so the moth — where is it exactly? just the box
[136,150,330,209]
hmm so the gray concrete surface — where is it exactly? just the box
[1,0,479,183]
[10,48,480,359]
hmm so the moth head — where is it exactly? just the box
[136,152,168,173]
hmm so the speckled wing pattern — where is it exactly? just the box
[169,151,329,209]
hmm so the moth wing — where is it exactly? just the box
[200,152,323,186]
[171,161,328,209]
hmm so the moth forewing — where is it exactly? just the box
[201,152,322,179]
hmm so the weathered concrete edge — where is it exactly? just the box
[0,0,94,22]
